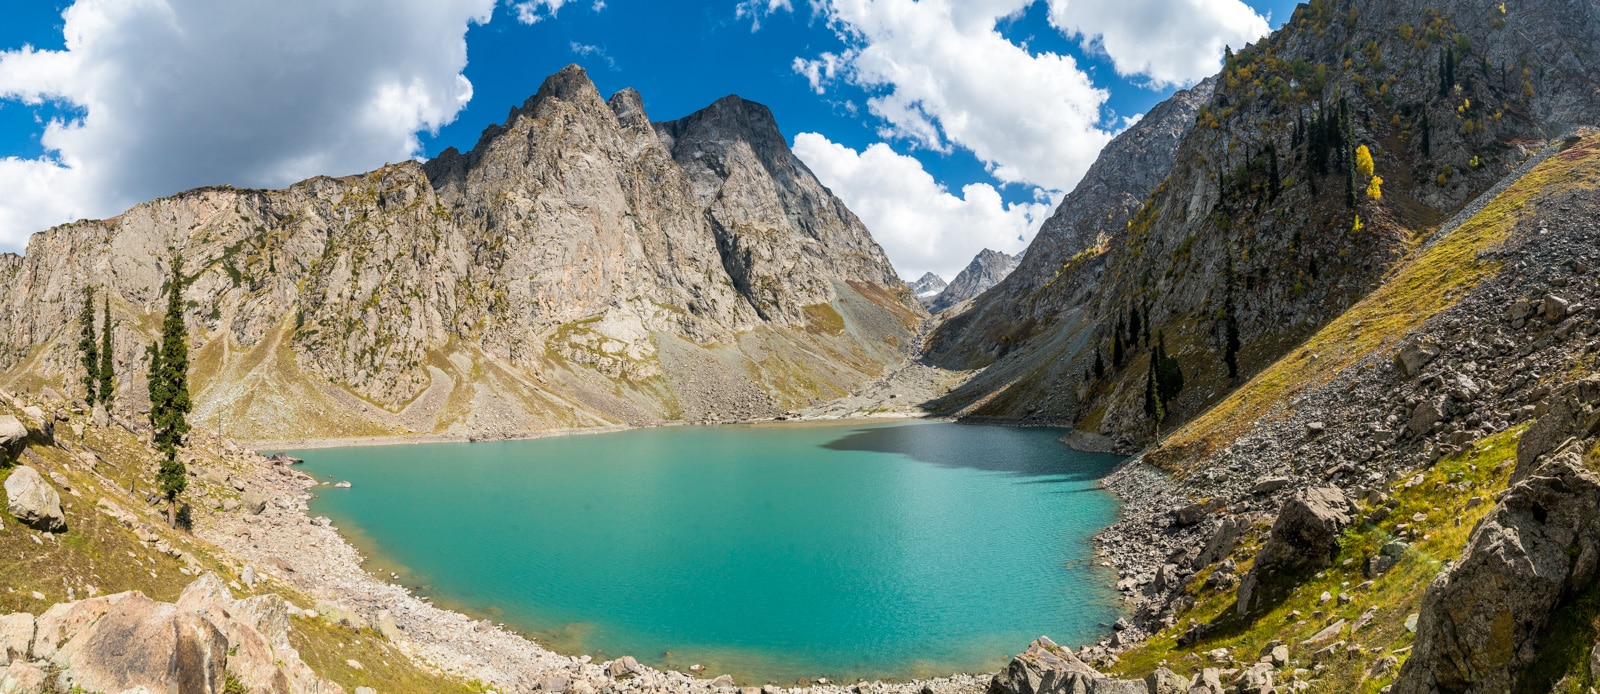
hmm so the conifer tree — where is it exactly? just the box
[1144,354,1163,422]
[1112,330,1125,369]
[98,296,115,406]
[1127,307,1141,348]
[149,258,192,528]
[1222,252,1241,380]
[78,287,99,403]
[1093,348,1105,380]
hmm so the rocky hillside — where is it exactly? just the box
[928,0,1600,452]
[923,249,1020,314]
[0,65,924,445]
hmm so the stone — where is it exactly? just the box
[1508,297,1538,324]
[1394,337,1440,379]
[1252,477,1291,495]
[1305,421,1326,437]
[242,492,267,516]
[51,592,228,694]
[3,466,65,532]
[608,655,645,679]
[986,636,1099,694]
[0,614,30,666]
[0,417,25,463]
[1407,396,1446,438]
[1173,503,1210,527]
[710,674,735,688]
[541,675,570,692]
[1393,443,1600,694]
[1514,377,1600,482]
[375,609,401,642]
[1145,667,1189,694]
[1238,487,1355,615]
[1543,294,1570,323]
[1234,662,1274,694]
[0,660,44,694]
[1270,645,1290,666]
[1301,620,1347,648]
[221,497,240,513]
[241,565,258,587]
[356,688,377,694]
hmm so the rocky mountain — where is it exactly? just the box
[909,272,947,299]
[929,0,1600,453]
[923,249,1020,314]
[0,65,924,444]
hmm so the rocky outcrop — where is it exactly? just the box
[1392,443,1600,693]
[3,466,65,533]
[1237,487,1355,615]
[926,250,1020,313]
[0,416,24,463]
[1514,376,1600,482]
[0,65,921,443]
[15,574,340,694]
[987,637,1156,694]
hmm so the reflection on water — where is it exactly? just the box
[822,423,1119,481]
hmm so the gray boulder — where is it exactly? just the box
[4,466,66,533]
[1237,487,1355,615]
[1394,337,1439,379]
[241,492,267,516]
[1407,396,1446,438]
[1393,442,1600,693]
[987,637,1148,694]
[608,655,645,679]
[0,416,25,463]
[1514,377,1600,483]
[1543,293,1570,323]
[0,613,33,665]
[52,593,229,694]
[1193,517,1245,569]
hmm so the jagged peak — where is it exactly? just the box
[607,87,651,131]
[655,93,784,148]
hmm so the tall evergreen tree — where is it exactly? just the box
[98,296,115,407]
[78,287,99,403]
[1144,354,1163,422]
[149,258,192,528]
[1223,252,1241,380]
[1112,331,1125,369]
[1421,110,1432,155]
[1093,348,1105,380]
[1128,305,1142,348]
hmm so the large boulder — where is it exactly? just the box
[52,592,229,694]
[1392,442,1600,693]
[0,417,25,463]
[1237,487,1355,615]
[1514,377,1600,483]
[3,466,66,533]
[1393,336,1439,379]
[0,613,32,666]
[987,637,1148,694]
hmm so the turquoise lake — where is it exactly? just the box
[293,420,1124,684]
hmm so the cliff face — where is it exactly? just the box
[929,0,1600,451]
[925,249,1020,314]
[0,65,924,443]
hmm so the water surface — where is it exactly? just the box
[295,421,1123,683]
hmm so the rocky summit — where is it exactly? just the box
[0,65,922,445]
[924,249,1021,314]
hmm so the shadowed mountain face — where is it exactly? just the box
[928,0,1600,450]
[0,65,925,443]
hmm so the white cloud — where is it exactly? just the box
[1045,0,1269,88]
[802,0,1113,195]
[736,0,794,31]
[509,0,565,24]
[0,0,496,251]
[570,42,617,70]
[793,132,1054,281]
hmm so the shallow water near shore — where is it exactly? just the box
[294,420,1124,684]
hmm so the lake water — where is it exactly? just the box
[294,420,1124,684]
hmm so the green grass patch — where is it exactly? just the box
[1113,426,1525,692]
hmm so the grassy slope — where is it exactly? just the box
[1112,132,1600,689]
[1150,132,1600,473]
[0,400,479,693]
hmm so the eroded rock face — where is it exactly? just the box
[1514,377,1600,482]
[986,637,1151,694]
[3,466,65,533]
[1237,487,1355,615]
[1392,444,1600,693]
[0,65,920,442]
[13,574,338,694]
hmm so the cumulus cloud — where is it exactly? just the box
[804,0,1112,194]
[0,0,496,251]
[793,132,1054,281]
[735,0,794,31]
[1046,0,1269,87]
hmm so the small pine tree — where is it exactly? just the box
[1093,348,1105,380]
[1112,331,1125,369]
[78,287,99,403]
[98,296,115,407]
[1127,307,1141,348]
[149,258,192,529]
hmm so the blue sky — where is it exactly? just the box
[0,0,1298,279]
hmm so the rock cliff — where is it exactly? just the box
[0,65,923,443]
[930,0,1600,452]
